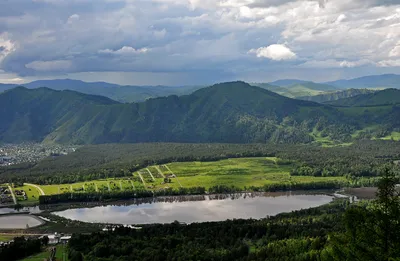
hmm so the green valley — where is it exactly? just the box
[3,157,348,205]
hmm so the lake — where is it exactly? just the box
[0,215,44,229]
[53,192,334,225]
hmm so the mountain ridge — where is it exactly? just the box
[0,81,352,145]
[0,79,203,103]
[326,88,400,107]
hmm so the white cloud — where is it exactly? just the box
[378,59,400,67]
[67,14,80,24]
[299,59,373,68]
[25,60,72,71]
[389,45,400,57]
[0,34,16,66]
[99,46,149,55]
[249,44,296,60]
[335,14,346,23]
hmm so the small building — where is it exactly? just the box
[47,233,61,245]
[60,236,71,244]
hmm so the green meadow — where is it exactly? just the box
[10,157,347,204]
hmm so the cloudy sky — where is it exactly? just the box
[0,0,400,85]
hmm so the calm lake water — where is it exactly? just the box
[0,215,44,229]
[53,192,334,225]
[0,206,41,215]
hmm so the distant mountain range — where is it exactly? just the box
[0,74,398,104]
[0,79,202,103]
[254,82,339,99]
[326,89,400,107]
[298,89,376,103]
[324,74,400,89]
[0,82,399,145]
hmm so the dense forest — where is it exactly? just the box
[0,236,48,261]
[1,82,400,145]
[1,141,399,185]
[65,168,400,261]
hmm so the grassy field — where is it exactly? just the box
[20,245,68,261]
[156,157,344,189]
[13,185,41,203]
[0,234,15,242]
[379,132,400,141]
[13,157,347,203]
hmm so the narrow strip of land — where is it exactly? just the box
[130,180,135,189]
[25,183,45,196]
[7,184,17,204]
[107,182,111,192]
[155,166,166,178]
[164,165,183,188]
[95,183,99,192]
[119,181,123,191]
[146,168,156,181]
[137,172,146,186]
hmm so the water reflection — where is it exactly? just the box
[0,215,44,229]
[0,206,41,215]
[53,193,333,225]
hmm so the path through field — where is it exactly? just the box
[25,183,45,196]
[95,183,99,192]
[7,184,17,204]
[155,166,166,178]
[146,168,156,181]
[137,172,146,186]
[119,181,123,191]
[107,182,111,192]
[164,165,183,188]
[130,180,135,189]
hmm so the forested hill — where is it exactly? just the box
[298,89,375,103]
[0,82,399,144]
[0,87,118,143]
[327,89,400,107]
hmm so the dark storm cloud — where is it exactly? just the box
[0,0,399,85]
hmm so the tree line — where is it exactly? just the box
[0,236,49,261]
[37,180,373,205]
[0,141,399,185]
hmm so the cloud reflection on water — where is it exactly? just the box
[54,194,333,225]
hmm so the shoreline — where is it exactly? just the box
[38,189,338,212]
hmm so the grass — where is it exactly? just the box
[20,244,68,261]
[13,185,41,203]
[11,157,348,202]
[0,234,15,242]
[152,157,345,189]
[379,132,400,141]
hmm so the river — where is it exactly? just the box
[53,192,334,225]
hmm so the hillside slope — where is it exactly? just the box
[254,82,338,98]
[327,89,400,107]
[0,87,118,143]
[1,82,399,145]
[299,89,376,103]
